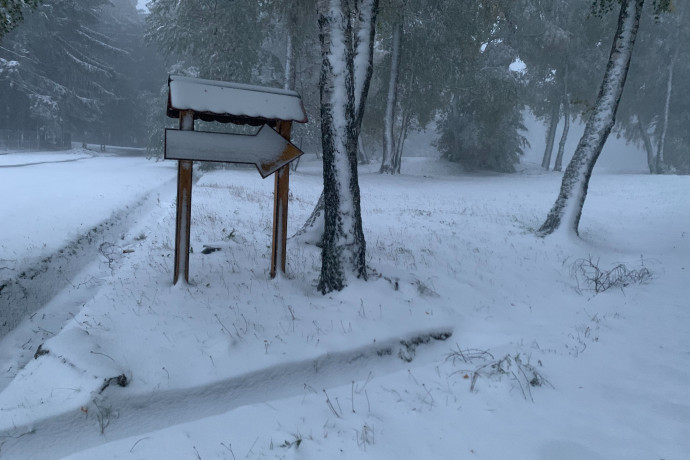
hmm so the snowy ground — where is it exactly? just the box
[0,150,688,459]
[0,148,176,337]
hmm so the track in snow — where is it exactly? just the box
[0,330,451,459]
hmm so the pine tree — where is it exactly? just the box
[0,0,41,40]
[0,0,120,145]
[146,0,280,84]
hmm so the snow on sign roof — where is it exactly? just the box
[167,75,308,125]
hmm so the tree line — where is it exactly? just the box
[1,0,685,173]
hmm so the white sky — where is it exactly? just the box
[136,0,148,12]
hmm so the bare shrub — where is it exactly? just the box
[570,257,652,294]
[446,345,552,402]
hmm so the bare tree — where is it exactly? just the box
[379,16,402,174]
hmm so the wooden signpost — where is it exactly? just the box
[165,76,308,284]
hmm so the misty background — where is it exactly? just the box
[0,0,686,175]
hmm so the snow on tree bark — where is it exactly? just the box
[284,10,297,91]
[353,0,379,130]
[655,9,682,174]
[295,0,377,248]
[554,67,570,172]
[541,102,560,170]
[380,18,402,174]
[317,0,367,293]
[636,114,656,173]
[538,0,644,237]
[553,105,569,172]
[393,105,411,173]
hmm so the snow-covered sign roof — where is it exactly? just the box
[167,75,308,125]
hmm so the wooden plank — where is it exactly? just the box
[270,121,292,278]
[173,111,194,285]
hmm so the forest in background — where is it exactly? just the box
[0,0,687,174]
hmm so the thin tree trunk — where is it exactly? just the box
[392,70,413,174]
[353,0,379,171]
[541,102,560,170]
[285,10,297,175]
[317,0,367,293]
[553,107,569,172]
[654,2,685,174]
[353,0,379,131]
[655,16,681,174]
[393,105,410,174]
[380,18,402,174]
[538,0,644,237]
[357,135,370,164]
[637,114,656,173]
[284,11,297,91]
[554,68,570,172]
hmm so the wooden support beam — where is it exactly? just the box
[173,110,194,285]
[270,120,292,278]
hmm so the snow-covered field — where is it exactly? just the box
[0,150,688,459]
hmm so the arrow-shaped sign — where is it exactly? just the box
[164,125,304,178]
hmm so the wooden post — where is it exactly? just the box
[270,120,292,278]
[173,110,194,285]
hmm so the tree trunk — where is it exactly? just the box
[393,104,411,174]
[554,69,570,172]
[380,18,402,174]
[655,12,682,174]
[541,102,560,170]
[392,70,414,174]
[537,0,643,237]
[553,107,569,172]
[637,114,656,173]
[284,10,297,91]
[357,135,370,164]
[353,0,379,131]
[297,0,378,242]
[317,0,367,293]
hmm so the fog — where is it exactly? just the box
[0,0,686,174]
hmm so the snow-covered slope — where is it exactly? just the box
[0,153,687,459]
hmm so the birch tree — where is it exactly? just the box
[379,14,401,174]
[0,0,119,143]
[317,0,378,293]
[537,0,645,237]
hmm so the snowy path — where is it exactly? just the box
[0,151,177,403]
[0,158,90,168]
[0,151,176,267]
[0,175,176,336]
[0,152,176,335]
